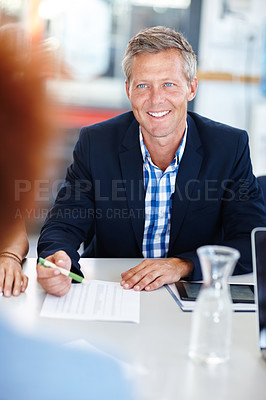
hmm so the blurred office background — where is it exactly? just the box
[1,0,266,253]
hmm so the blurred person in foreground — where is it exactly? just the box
[37,26,266,297]
[0,221,28,297]
[0,24,132,400]
[0,24,31,297]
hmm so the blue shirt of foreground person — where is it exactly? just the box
[37,26,266,297]
[0,316,133,400]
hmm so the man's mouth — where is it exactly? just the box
[147,110,170,118]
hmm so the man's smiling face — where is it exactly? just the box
[126,49,197,142]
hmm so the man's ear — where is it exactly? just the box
[125,80,130,99]
[188,76,198,102]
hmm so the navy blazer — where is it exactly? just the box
[38,111,266,280]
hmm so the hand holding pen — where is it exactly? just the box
[37,250,75,297]
[39,257,89,284]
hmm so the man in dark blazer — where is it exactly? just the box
[37,26,266,296]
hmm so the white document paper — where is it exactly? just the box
[40,280,140,323]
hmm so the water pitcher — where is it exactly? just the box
[188,245,240,364]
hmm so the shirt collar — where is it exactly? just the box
[139,122,188,166]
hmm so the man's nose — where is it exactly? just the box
[150,87,164,104]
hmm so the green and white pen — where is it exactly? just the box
[38,257,90,284]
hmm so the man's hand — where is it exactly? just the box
[0,258,28,297]
[120,258,194,291]
[37,250,72,297]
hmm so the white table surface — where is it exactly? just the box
[1,258,266,400]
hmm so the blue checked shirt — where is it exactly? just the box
[140,124,187,258]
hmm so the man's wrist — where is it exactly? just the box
[174,257,194,279]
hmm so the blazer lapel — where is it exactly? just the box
[119,118,145,253]
[169,115,204,252]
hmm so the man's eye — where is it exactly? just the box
[138,84,147,88]
[165,82,174,87]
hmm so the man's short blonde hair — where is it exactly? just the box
[122,26,197,86]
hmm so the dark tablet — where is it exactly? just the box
[175,281,255,304]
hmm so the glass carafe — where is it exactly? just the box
[188,245,240,364]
